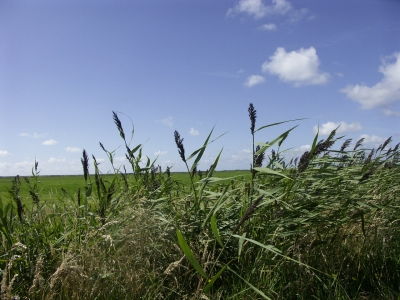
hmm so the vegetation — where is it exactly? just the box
[0,105,399,299]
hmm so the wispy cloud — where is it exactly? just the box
[341,52,400,112]
[189,128,200,136]
[48,157,66,163]
[203,69,244,79]
[244,75,265,87]
[157,116,173,127]
[65,147,81,153]
[314,121,362,135]
[18,132,47,138]
[227,0,292,19]
[0,150,10,156]
[42,139,58,146]
[262,47,330,86]
[154,150,168,156]
[259,23,277,31]
[227,0,308,23]
[383,108,400,116]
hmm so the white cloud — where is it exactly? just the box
[42,139,58,146]
[314,121,362,135]
[65,147,81,153]
[19,132,46,138]
[298,144,311,151]
[259,23,277,31]
[48,157,66,163]
[359,134,387,147]
[154,150,168,156]
[227,0,292,19]
[157,116,173,127]
[244,75,265,87]
[189,128,200,136]
[262,47,330,86]
[0,150,10,156]
[383,109,400,116]
[15,161,33,169]
[341,52,400,110]
[240,149,252,154]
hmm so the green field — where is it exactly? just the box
[0,170,251,204]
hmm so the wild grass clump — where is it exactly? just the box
[0,107,399,299]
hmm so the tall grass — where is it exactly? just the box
[0,106,399,299]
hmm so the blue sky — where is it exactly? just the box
[1,0,400,176]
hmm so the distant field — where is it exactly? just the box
[0,170,250,204]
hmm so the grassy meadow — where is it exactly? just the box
[0,171,250,204]
[0,105,399,299]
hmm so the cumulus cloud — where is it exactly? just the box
[341,52,400,111]
[259,23,277,31]
[244,75,265,87]
[48,158,66,163]
[189,128,200,136]
[262,47,330,86]
[157,116,173,127]
[42,139,58,146]
[155,150,168,156]
[65,147,81,153]
[359,134,387,147]
[0,150,10,156]
[227,0,292,19]
[314,121,362,135]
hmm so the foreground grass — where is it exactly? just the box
[1,107,399,299]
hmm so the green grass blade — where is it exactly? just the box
[254,167,292,180]
[238,232,247,257]
[211,214,223,247]
[255,118,306,133]
[176,229,208,279]
[255,126,299,156]
[188,126,215,173]
[227,266,271,299]
[204,265,227,293]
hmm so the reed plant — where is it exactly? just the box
[0,107,399,299]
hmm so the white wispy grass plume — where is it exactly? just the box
[66,147,81,153]
[42,139,58,146]
[244,75,265,87]
[189,128,200,136]
[314,121,362,135]
[262,47,330,86]
[341,52,400,110]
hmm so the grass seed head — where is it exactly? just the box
[174,130,186,163]
[113,111,125,140]
[354,138,365,150]
[248,103,257,134]
[340,138,352,152]
[81,149,89,182]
